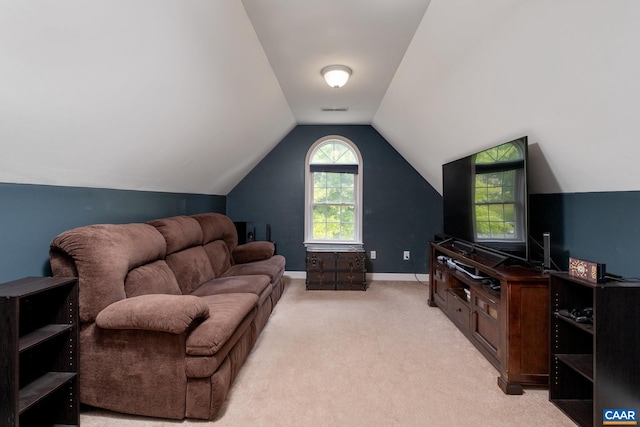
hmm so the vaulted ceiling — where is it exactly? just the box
[2,1,639,196]
[241,0,430,125]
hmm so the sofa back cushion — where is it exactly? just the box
[192,213,237,251]
[148,216,203,254]
[49,223,167,323]
[203,240,233,277]
[165,247,215,294]
[124,260,182,297]
[149,216,218,293]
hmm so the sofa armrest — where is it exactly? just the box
[95,294,209,334]
[232,241,275,264]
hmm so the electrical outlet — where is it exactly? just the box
[370,250,376,260]
[403,251,410,261]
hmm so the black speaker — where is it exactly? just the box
[543,232,551,270]
[234,222,255,244]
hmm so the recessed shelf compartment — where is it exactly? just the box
[555,353,593,381]
[19,324,73,353]
[550,399,594,427]
[553,312,594,334]
[19,372,77,413]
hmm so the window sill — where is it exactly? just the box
[304,242,364,252]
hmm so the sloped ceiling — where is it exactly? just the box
[0,1,295,195]
[374,0,640,194]
[2,1,640,196]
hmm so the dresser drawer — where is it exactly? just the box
[306,252,334,272]
[335,271,367,290]
[335,253,365,271]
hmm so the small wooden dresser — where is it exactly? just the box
[305,250,367,291]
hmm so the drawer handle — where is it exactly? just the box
[456,308,462,312]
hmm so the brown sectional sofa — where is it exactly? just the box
[49,213,285,420]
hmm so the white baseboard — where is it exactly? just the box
[285,271,429,282]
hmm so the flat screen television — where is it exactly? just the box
[442,136,529,262]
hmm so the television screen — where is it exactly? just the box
[442,136,529,262]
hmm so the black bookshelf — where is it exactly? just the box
[549,272,640,427]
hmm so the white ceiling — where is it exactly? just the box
[2,1,640,196]
[241,0,431,124]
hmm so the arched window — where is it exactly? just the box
[473,140,526,241]
[304,136,363,249]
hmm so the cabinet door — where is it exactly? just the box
[431,265,448,307]
[448,291,470,333]
[472,290,500,361]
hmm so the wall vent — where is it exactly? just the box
[321,107,349,112]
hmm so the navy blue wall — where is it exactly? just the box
[0,183,225,282]
[5,141,636,282]
[226,125,443,274]
[530,191,640,279]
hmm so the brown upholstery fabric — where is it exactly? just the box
[96,294,209,334]
[232,241,275,264]
[186,358,232,420]
[203,240,232,277]
[49,223,166,323]
[184,302,256,378]
[149,216,203,254]
[192,213,237,249]
[165,246,215,294]
[125,260,182,297]
[79,324,188,420]
[191,275,272,307]
[223,255,285,282]
[186,293,258,356]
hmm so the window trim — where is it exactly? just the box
[304,135,363,250]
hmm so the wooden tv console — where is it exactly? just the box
[428,240,549,394]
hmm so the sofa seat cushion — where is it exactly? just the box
[190,275,272,307]
[96,294,209,334]
[186,293,258,357]
[222,255,285,283]
[184,303,256,378]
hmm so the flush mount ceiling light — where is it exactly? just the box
[321,65,352,88]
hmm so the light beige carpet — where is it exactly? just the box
[80,279,574,426]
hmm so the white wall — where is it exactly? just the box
[374,0,640,194]
[0,1,295,195]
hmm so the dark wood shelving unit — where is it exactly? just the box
[549,272,640,427]
[429,240,550,394]
[0,276,79,427]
